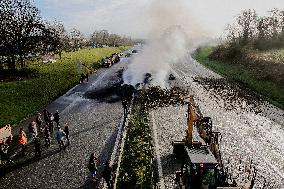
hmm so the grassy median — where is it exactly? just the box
[193,47,284,109]
[0,47,130,126]
[117,97,155,189]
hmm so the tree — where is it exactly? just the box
[0,0,51,69]
[90,30,133,47]
[46,21,70,58]
[107,33,121,47]
[70,28,84,51]
[90,30,109,47]
[236,9,258,46]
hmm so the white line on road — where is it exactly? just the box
[151,112,165,189]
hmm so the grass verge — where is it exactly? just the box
[192,47,284,109]
[117,97,155,189]
[0,46,130,126]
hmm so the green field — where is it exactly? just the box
[0,47,130,126]
[193,47,284,109]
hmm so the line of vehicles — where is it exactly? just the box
[101,49,139,68]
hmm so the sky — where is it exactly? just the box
[35,0,284,38]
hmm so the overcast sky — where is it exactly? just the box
[35,0,284,38]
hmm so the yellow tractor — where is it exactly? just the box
[172,96,256,189]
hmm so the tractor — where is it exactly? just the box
[172,96,256,189]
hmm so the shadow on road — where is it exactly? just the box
[0,146,61,177]
[160,153,182,176]
[77,125,119,189]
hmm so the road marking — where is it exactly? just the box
[151,112,165,189]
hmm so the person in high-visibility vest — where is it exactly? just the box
[18,128,27,156]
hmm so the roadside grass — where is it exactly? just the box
[117,98,155,189]
[0,47,130,126]
[193,47,284,109]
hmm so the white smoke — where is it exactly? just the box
[123,0,208,88]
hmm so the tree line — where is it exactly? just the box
[218,8,284,58]
[0,0,133,71]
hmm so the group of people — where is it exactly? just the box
[18,109,70,158]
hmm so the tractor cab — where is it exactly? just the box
[176,145,219,189]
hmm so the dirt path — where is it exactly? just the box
[150,55,284,188]
[0,55,132,188]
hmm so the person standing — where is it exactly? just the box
[28,121,38,141]
[102,161,113,189]
[36,113,43,130]
[54,110,60,127]
[18,128,27,156]
[88,153,98,182]
[34,137,41,159]
[43,125,51,148]
[0,137,14,165]
[48,113,54,134]
[55,127,66,151]
[64,123,70,145]
[43,109,49,125]
[122,99,128,115]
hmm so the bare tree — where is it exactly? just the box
[236,9,258,46]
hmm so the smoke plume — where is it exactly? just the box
[123,0,208,88]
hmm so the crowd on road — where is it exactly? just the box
[0,109,70,166]
[0,84,134,188]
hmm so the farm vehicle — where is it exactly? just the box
[172,96,256,189]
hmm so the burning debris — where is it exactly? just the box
[138,86,188,109]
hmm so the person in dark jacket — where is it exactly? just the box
[122,99,128,115]
[102,161,113,189]
[43,125,51,148]
[48,113,54,134]
[0,138,14,165]
[54,110,60,127]
[43,109,49,125]
[36,113,42,130]
[55,127,66,151]
[34,137,41,159]
[64,123,70,145]
[88,153,98,182]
